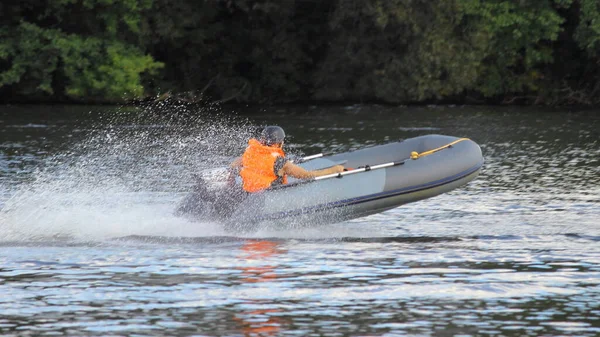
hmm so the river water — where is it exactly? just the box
[0,104,598,336]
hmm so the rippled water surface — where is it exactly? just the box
[0,104,599,336]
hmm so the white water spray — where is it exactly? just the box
[0,102,256,241]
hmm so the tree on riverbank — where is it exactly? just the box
[1,0,599,105]
[0,0,163,102]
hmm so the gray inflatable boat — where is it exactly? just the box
[177,134,483,230]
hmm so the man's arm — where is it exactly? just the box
[278,161,344,179]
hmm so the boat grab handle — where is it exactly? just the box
[314,161,405,181]
[314,138,470,181]
[410,138,469,159]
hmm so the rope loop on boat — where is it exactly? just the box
[410,138,470,160]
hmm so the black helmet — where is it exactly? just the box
[260,126,285,145]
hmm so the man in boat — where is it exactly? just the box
[230,126,345,193]
[176,126,343,219]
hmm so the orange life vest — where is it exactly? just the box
[240,139,288,192]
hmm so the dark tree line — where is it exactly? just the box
[1,0,599,105]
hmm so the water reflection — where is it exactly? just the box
[1,105,599,336]
[235,240,286,336]
[238,240,283,283]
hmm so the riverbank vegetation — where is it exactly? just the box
[1,0,599,105]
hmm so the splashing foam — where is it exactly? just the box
[0,101,257,242]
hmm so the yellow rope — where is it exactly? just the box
[410,138,470,160]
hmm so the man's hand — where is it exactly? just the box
[330,165,345,173]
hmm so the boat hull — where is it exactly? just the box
[177,134,484,230]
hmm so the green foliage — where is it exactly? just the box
[0,22,62,95]
[315,0,485,102]
[315,0,574,103]
[143,0,331,103]
[60,35,162,100]
[0,0,161,102]
[46,0,152,35]
[459,0,568,96]
[1,0,600,104]
[575,0,600,56]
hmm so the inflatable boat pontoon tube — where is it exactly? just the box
[178,134,484,230]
